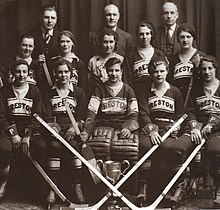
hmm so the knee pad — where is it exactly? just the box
[88,127,115,160]
[111,132,139,161]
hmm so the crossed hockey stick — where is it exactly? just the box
[35,113,201,210]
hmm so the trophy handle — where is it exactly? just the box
[121,160,130,176]
[96,159,103,172]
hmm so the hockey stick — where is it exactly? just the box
[62,98,100,184]
[42,62,53,87]
[35,113,187,210]
[26,152,88,208]
[184,76,193,110]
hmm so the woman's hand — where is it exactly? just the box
[11,135,22,149]
[65,127,76,141]
[149,131,162,145]
[21,136,30,154]
[119,128,131,139]
[190,128,202,144]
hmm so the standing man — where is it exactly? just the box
[89,3,135,57]
[30,4,59,68]
[155,0,180,57]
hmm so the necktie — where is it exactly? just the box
[44,32,51,45]
[166,27,172,39]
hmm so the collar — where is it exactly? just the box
[41,27,54,36]
[151,81,170,92]
[52,82,74,92]
[52,53,79,62]
[166,23,176,31]
[104,26,117,32]
[16,55,32,65]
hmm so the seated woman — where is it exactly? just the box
[81,57,139,202]
[88,29,123,97]
[187,55,220,205]
[51,30,88,95]
[42,58,87,206]
[0,34,42,87]
[137,56,194,204]
[0,59,43,199]
[123,20,164,94]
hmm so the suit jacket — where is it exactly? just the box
[89,27,135,57]
[155,24,180,57]
[30,26,60,61]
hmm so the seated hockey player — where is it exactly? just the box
[0,59,43,199]
[42,58,87,206]
[80,57,139,202]
[187,55,220,205]
[137,56,194,204]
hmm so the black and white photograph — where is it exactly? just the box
[0,0,220,209]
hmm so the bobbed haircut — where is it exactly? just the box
[58,30,75,44]
[10,59,30,74]
[98,29,119,50]
[105,57,122,71]
[136,20,156,40]
[53,58,73,73]
[177,23,196,41]
[148,56,169,76]
[199,55,219,73]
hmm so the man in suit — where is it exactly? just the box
[89,3,135,57]
[155,0,180,57]
[30,4,59,64]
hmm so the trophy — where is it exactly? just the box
[97,160,130,184]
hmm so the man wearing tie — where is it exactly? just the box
[155,0,180,58]
[29,5,60,92]
[30,4,59,65]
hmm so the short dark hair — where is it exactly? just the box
[98,29,119,51]
[18,34,34,45]
[199,55,219,72]
[148,56,169,76]
[177,23,196,41]
[53,58,73,73]
[40,4,57,16]
[105,57,122,70]
[10,59,30,74]
[136,20,156,39]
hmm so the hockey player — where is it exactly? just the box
[137,56,194,204]
[88,29,123,97]
[42,58,86,206]
[0,59,43,199]
[0,34,42,87]
[51,30,88,96]
[187,55,220,205]
[167,23,206,107]
[80,57,139,202]
[122,20,164,94]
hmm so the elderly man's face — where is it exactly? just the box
[162,2,178,27]
[41,10,57,31]
[104,5,120,29]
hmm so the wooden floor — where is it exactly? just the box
[0,185,219,210]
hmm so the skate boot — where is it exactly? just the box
[72,184,86,204]
[137,182,147,206]
[46,190,55,209]
[0,181,7,199]
[214,186,220,205]
[170,183,184,204]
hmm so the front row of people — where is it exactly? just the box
[0,55,220,207]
